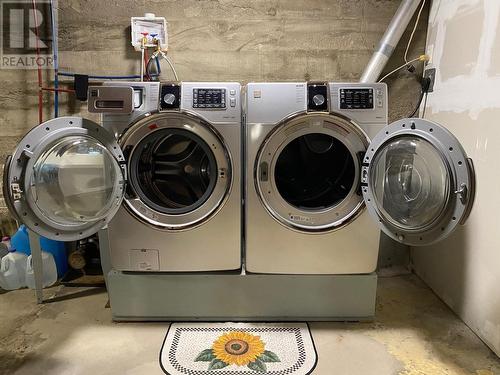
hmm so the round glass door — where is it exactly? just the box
[5,117,126,241]
[32,135,123,225]
[256,113,369,232]
[369,136,450,230]
[121,112,232,230]
[362,118,475,246]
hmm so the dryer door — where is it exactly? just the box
[4,117,126,241]
[361,118,475,246]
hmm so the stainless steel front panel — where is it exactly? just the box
[245,82,387,274]
[107,121,242,272]
[246,82,307,124]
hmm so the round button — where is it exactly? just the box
[163,93,176,105]
[312,94,325,106]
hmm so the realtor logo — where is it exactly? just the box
[1,0,55,69]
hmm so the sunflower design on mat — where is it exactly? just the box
[195,331,280,372]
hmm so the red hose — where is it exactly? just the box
[32,0,43,124]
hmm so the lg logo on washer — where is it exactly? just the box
[1,0,55,69]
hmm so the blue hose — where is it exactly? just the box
[58,72,148,80]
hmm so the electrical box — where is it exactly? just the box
[131,13,168,51]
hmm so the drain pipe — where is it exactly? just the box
[360,0,422,83]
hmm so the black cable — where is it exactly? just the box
[409,77,431,118]
[422,91,428,118]
[409,90,425,118]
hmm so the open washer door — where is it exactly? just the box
[4,117,126,241]
[361,118,475,246]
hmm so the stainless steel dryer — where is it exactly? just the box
[245,82,476,275]
[4,82,242,275]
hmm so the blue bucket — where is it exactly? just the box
[10,225,68,277]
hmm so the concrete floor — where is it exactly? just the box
[0,275,499,375]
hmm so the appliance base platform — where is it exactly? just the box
[105,270,377,322]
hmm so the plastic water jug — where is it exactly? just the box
[0,251,28,290]
[25,251,57,289]
[11,225,67,277]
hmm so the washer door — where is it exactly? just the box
[121,112,232,230]
[362,118,475,246]
[255,113,370,232]
[4,117,126,241]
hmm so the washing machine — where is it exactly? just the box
[4,81,242,273]
[245,82,476,274]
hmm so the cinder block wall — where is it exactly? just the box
[0,0,428,236]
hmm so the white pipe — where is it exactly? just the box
[360,0,422,83]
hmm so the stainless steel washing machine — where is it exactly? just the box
[4,82,242,273]
[245,82,476,274]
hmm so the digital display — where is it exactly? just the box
[339,88,374,109]
[193,88,226,109]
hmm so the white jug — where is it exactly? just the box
[0,251,28,290]
[25,251,57,289]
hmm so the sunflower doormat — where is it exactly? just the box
[159,322,317,374]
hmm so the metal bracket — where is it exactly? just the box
[28,229,45,304]
[424,68,436,93]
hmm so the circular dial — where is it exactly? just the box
[312,94,325,106]
[163,93,176,105]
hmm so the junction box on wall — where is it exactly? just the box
[131,13,168,51]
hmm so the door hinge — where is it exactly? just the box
[11,183,23,200]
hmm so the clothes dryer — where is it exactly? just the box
[245,82,475,274]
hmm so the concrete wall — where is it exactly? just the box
[0,0,428,268]
[412,0,500,357]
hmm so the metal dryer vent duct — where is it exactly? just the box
[360,0,422,83]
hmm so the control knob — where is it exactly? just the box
[312,94,325,106]
[163,93,176,105]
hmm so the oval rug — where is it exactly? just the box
[160,322,317,374]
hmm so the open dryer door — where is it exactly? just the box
[361,118,475,246]
[4,117,126,241]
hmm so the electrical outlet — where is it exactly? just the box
[424,68,436,93]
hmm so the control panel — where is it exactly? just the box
[330,82,388,130]
[181,82,241,123]
[193,88,226,109]
[339,88,374,110]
